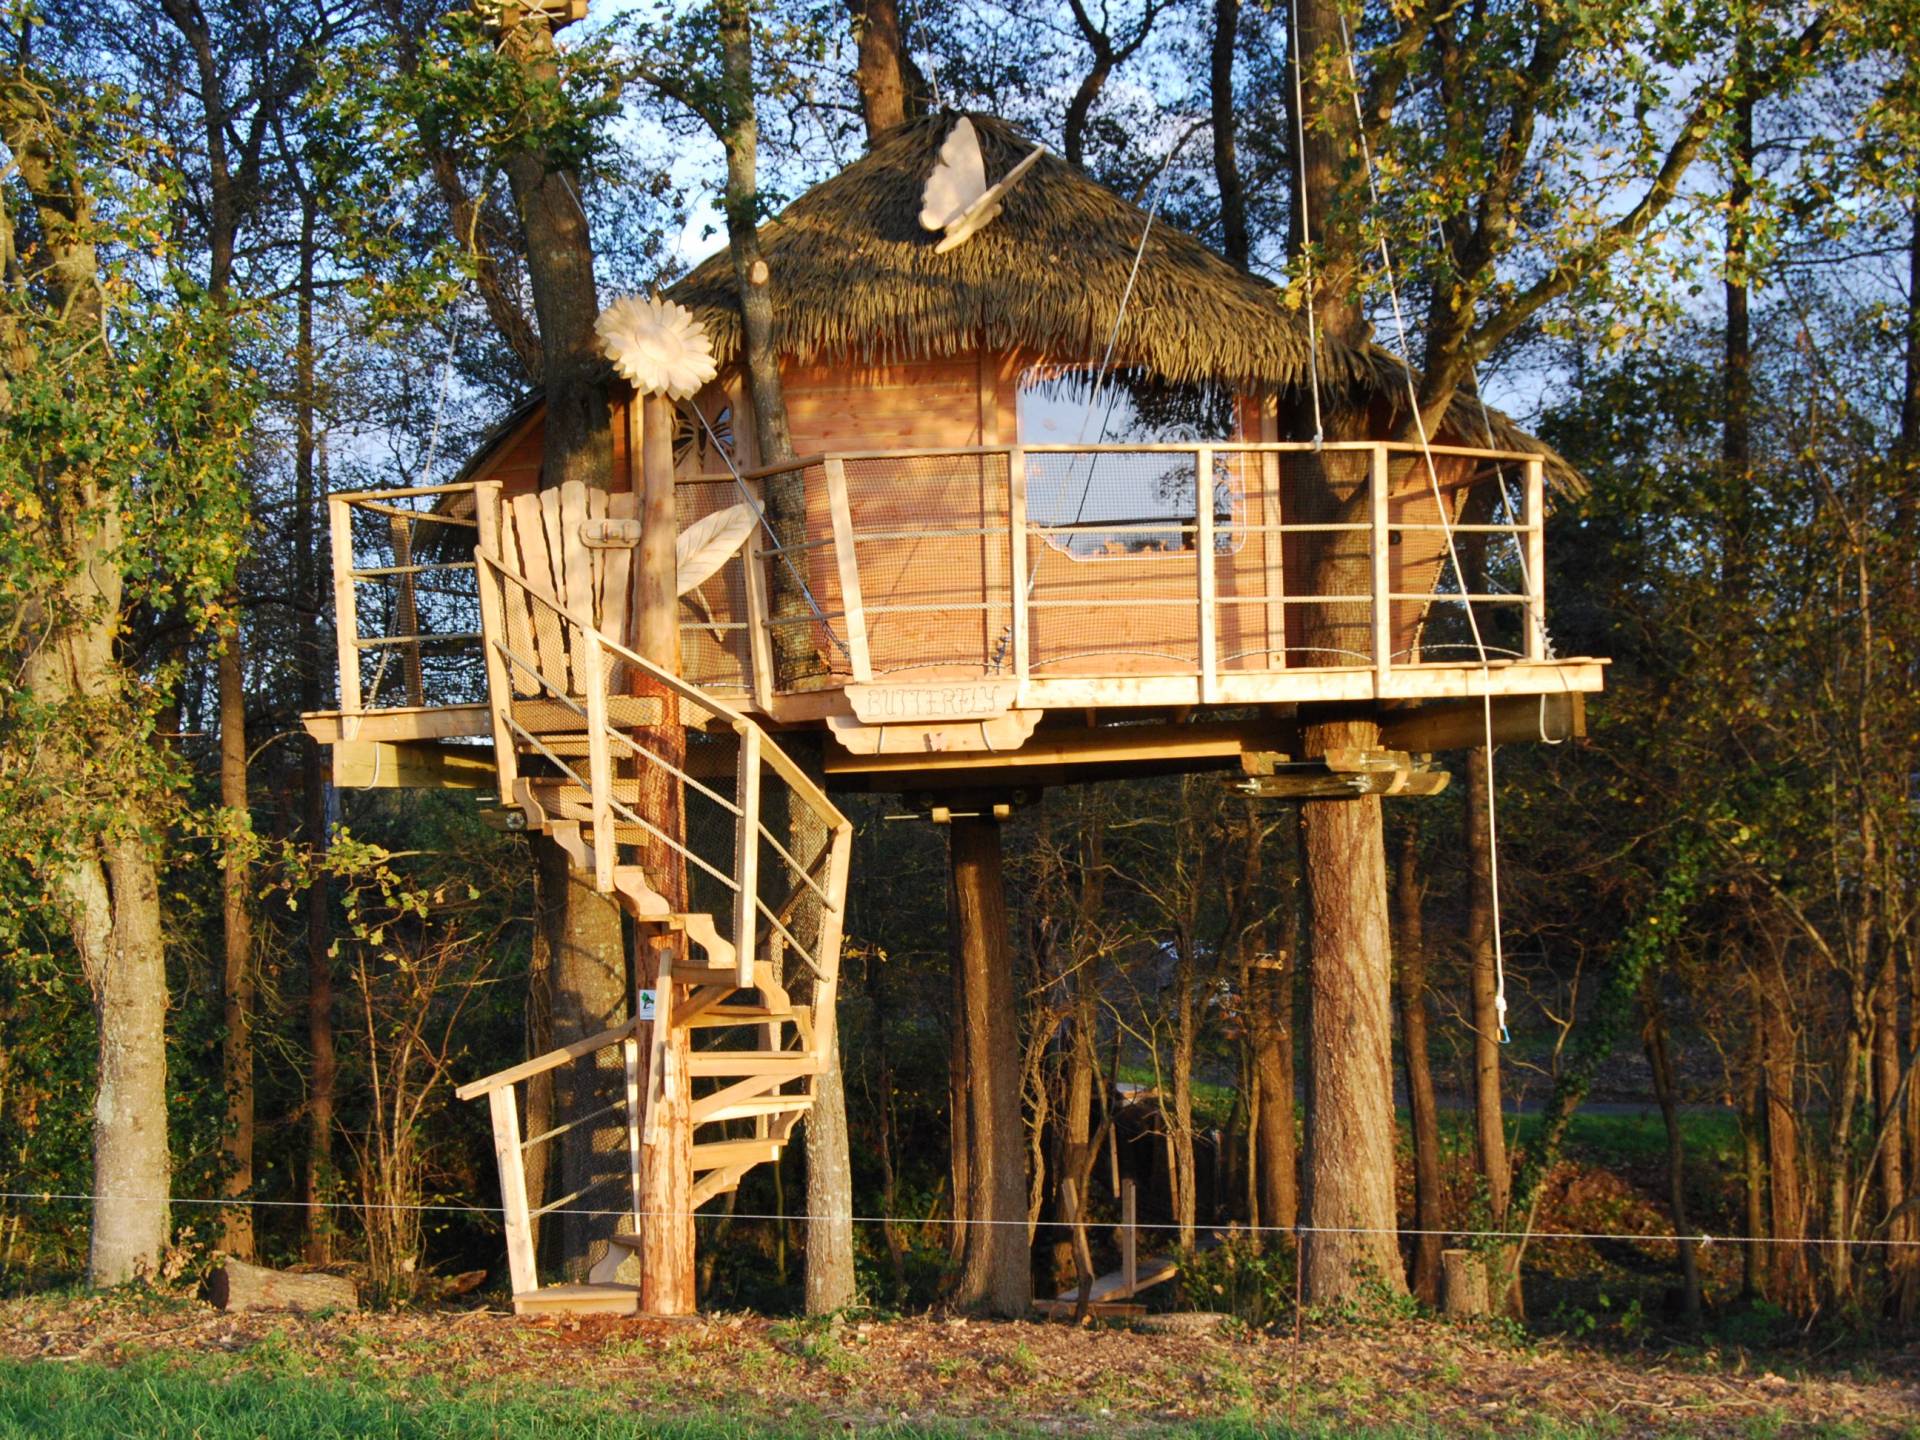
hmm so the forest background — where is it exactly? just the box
[1,0,1917,1344]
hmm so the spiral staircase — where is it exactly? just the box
[453,481,851,1316]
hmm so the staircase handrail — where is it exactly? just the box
[475,549,848,836]
[454,1016,640,1102]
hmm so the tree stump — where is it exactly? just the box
[207,1258,357,1313]
[1440,1249,1489,1318]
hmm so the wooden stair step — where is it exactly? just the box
[693,1094,816,1124]
[692,1137,784,1172]
[511,696,663,733]
[683,1004,798,1029]
[512,1282,639,1317]
[687,1052,822,1078]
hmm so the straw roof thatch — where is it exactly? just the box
[666,112,1367,394]
[446,112,1578,492]
[663,112,1576,488]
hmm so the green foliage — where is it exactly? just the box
[1176,1234,1295,1330]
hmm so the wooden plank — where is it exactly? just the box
[582,628,615,893]
[822,458,873,682]
[1196,446,1217,702]
[474,499,521,802]
[692,1137,783,1171]
[733,725,761,988]
[559,480,592,685]
[604,491,638,652]
[512,491,568,690]
[1121,1179,1138,1297]
[496,497,538,697]
[1378,692,1584,751]
[302,704,491,745]
[488,1088,538,1297]
[329,497,362,714]
[332,739,498,791]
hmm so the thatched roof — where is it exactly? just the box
[666,112,1370,394]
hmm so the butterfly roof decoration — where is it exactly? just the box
[919,117,1046,254]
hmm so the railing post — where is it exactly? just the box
[1371,444,1392,693]
[822,457,873,683]
[487,1087,538,1298]
[732,723,761,988]
[474,555,521,805]
[1525,457,1547,662]
[329,496,362,715]
[581,628,615,893]
[1196,446,1218,702]
[1007,447,1029,695]
[623,1033,644,1228]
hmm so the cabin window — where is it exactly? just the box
[1016,367,1243,560]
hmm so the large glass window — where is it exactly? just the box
[1017,367,1241,559]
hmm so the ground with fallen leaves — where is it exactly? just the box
[1,1290,1915,1437]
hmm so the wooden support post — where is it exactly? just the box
[732,724,762,988]
[1370,444,1392,692]
[1008,447,1029,697]
[1121,1177,1138,1299]
[1196,446,1218,703]
[488,1087,538,1298]
[634,388,696,1316]
[329,497,362,715]
[1524,458,1547,662]
[822,457,872,682]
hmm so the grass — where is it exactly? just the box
[0,1356,1643,1439]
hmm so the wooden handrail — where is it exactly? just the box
[455,1016,639,1101]
[477,553,849,833]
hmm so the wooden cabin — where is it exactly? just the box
[300,114,1604,1315]
[340,114,1604,794]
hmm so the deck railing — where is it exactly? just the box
[742,441,1548,704]
[323,441,1552,723]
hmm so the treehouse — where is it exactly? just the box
[301,113,1603,1316]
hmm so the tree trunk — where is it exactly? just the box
[207,1258,357,1314]
[947,873,971,1268]
[844,0,926,140]
[1171,939,1198,1250]
[1283,0,1403,1305]
[497,6,632,1282]
[501,16,612,493]
[1642,979,1702,1326]
[217,624,254,1259]
[1208,0,1249,270]
[1250,845,1298,1241]
[1395,823,1444,1305]
[1299,751,1406,1302]
[1872,962,1908,1307]
[1759,946,1811,1309]
[950,817,1030,1316]
[717,0,817,688]
[1464,745,1517,1313]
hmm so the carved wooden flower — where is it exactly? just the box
[595,296,717,400]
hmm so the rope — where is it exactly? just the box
[7,1191,1918,1248]
[1332,6,1510,1043]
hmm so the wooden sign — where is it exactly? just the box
[846,680,1018,724]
